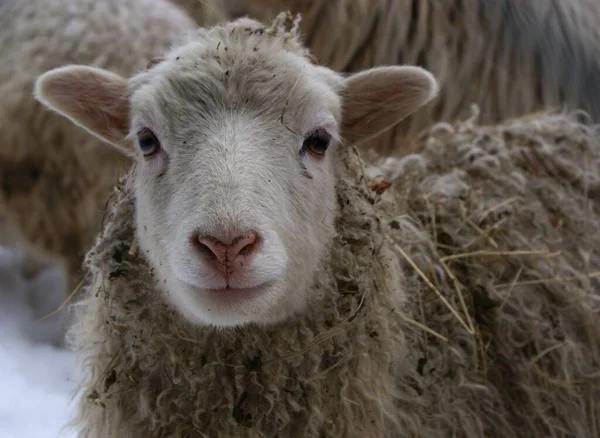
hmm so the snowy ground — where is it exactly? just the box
[0,246,78,438]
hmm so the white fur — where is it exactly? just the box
[130,43,343,327]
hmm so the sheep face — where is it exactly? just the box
[34,16,439,328]
[127,47,345,328]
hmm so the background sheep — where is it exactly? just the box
[0,0,224,290]
[36,14,599,437]
[371,107,600,437]
[175,0,600,156]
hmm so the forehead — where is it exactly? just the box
[129,27,344,135]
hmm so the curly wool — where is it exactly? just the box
[372,107,600,437]
[68,109,599,437]
[69,157,413,437]
[188,0,600,156]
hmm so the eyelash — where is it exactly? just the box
[136,128,161,158]
[301,128,332,158]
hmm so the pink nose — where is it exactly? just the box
[195,232,258,266]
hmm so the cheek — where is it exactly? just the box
[299,151,322,177]
[133,174,173,251]
[305,158,336,209]
[136,151,169,178]
[281,166,336,250]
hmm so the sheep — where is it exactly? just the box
[0,0,225,290]
[35,13,600,438]
[175,0,600,156]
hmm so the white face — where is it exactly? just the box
[129,49,344,327]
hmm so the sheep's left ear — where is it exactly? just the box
[34,65,133,155]
[340,66,439,146]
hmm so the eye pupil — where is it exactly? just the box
[137,128,160,157]
[303,128,331,156]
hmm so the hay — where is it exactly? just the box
[68,108,600,437]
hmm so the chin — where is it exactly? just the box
[168,278,291,328]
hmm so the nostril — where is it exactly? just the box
[194,236,225,262]
[231,232,258,259]
[192,231,260,264]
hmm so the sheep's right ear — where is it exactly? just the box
[340,66,439,146]
[34,65,132,155]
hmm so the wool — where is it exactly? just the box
[182,0,600,156]
[376,107,600,437]
[68,107,600,437]
[68,156,413,437]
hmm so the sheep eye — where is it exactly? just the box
[302,128,331,157]
[137,128,161,157]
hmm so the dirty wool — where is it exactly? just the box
[68,108,600,437]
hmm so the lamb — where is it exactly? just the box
[175,0,600,156]
[0,0,225,289]
[35,13,599,438]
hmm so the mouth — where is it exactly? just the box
[202,285,265,295]
[185,282,272,308]
[204,285,262,295]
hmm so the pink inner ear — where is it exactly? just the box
[345,79,423,126]
[341,68,437,144]
[43,70,130,142]
[89,92,130,138]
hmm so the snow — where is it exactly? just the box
[0,246,79,438]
